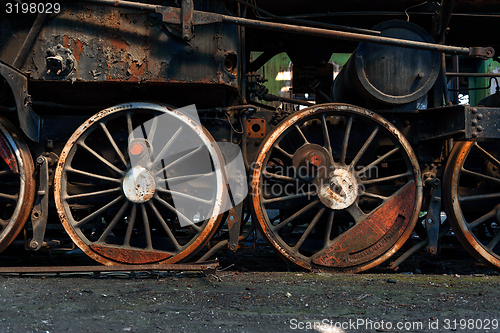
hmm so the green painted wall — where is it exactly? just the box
[469,59,500,106]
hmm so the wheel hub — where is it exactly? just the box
[315,167,358,210]
[122,165,156,203]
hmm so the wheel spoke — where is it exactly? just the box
[152,126,183,166]
[459,192,500,202]
[100,123,127,167]
[155,146,203,177]
[357,147,399,175]
[0,170,11,177]
[272,200,320,232]
[141,204,153,250]
[473,143,500,169]
[486,231,500,250]
[126,112,134,137]
[97,201,130,243]
[65,187,121,201]
[148,201,182,251]
[346,203,366,224]
[294,124,309,144]
[262,191,317,204]
[461,168,500,186]
[293,207,325,250]
[164,172,212,186]
[154,195,202,232]
[360,192,388,200]
[469,209,495,229]
[0,193,18,201]
[156,187,213,205]
[75,196,124,228]
[321,114,332,155]
[360,172,412,185]
[78,142,124,174]
[123,204,137,246]
[263,171,301,182]
[148,116,158,143]
[340,116,353,165]
[273,144,293,159]
[323,210,334,245]
[66,167,122,183]
[350,126,379,167]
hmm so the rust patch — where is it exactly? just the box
[62,36,84,61]
[110,37,129,51]
[246,118,266,138]
[62,35,70,48]
[90,244,171,264]
[127,60,146,81]
[312,181,416,268]
[73,39,84,61]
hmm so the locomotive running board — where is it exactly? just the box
[0,260,219,275]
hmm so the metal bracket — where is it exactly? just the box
[425,178,442,255]
[227,203,243,252]
[0,61,40,142]
[29,155,50,251]
[181,0,194,41]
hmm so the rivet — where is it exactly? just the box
[477,113,483,120]
[477,126,484,132]
[472,119,478,126]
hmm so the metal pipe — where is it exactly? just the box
[447,73,500,77]
[452,55,460,103]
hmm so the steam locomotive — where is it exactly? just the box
[1,0,500,272]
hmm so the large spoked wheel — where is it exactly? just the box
[251,104,422,272]
[444,141,500,271]
[0,117,35,253]
[54,103,225,265]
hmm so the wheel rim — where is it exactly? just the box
[444,140,500,270]
[54,103,225,265]
[0,117,35,253]
[251,104,422,272]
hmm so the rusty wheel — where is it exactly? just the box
[54,103,225,265]
[0,117,35,253]
[444,141,500,271]
[251,104,422,272]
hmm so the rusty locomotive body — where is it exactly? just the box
[1,0,500,273]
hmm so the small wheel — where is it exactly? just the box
[444,141,500,271]
[0,117,35,253]
[54,103,225,265]
[251,104,422,272]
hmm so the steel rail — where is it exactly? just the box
[0,260,219,275]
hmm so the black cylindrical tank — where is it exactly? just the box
[332,20,440,107]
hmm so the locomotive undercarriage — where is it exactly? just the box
[1,0,500,273]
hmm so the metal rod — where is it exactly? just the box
[447,72,500,77]
[13,13,47,69]
[221,15,485,57]
[85,0,158,11]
